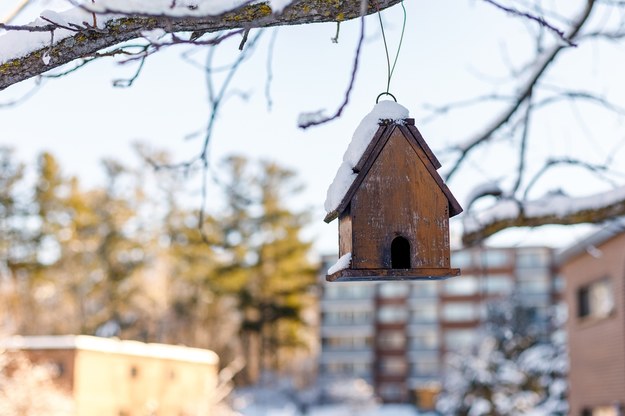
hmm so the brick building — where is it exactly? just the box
[1,335,219,416]
[558,225,625,416]
[318,245,561,409]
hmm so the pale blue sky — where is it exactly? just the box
[1,0,623,254]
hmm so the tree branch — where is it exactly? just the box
[0,0,402,91]
[462,185,625,245]
[445,0,596,181]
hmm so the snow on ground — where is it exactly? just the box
[324,101,409,214]
[238,404,430,416]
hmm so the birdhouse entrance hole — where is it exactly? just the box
[391,236,411,269]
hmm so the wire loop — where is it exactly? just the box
[376,92,397,103]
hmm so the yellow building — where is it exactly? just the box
[2,335,219,416]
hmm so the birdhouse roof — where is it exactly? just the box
[324,115,463,223]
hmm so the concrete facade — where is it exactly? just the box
[2,335,219,416]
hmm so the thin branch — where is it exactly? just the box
[298,15,365,129]
[0,0,404,91]
[265,28,278,111]
[523,158,623,199]
[511,96,533,194]
[445,0,596,181]
[482,0,575,46]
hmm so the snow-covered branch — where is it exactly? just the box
[445,0,596,181]
[463,185,625,245]
[0,0,402,90]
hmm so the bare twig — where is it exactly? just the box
[445,0,596,181]
[298,15,365,129]
[481,0,575,46]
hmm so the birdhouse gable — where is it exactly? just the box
[324,119,462,224]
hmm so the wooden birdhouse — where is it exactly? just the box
[325,116,463,282]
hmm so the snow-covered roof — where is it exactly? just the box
[555,219,625,266]
[0,335,218,365]
[324,101,462,223]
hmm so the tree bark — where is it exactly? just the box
[462,187,625,245]
[0,0,402,90]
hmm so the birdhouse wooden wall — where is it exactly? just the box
[343,125,451,269]
[326,119,462,282]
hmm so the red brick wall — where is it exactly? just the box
[562,233,625,415]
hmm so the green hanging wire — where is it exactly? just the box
[376,0,407,101]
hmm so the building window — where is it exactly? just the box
[378,331,406,349]
[377,305,408,323]
[578,278,615,320]
[481,250,512,268]
[325,283,375,299]
[451,250,473,268]
[582,405,624,416]
[516,249,550,268]
[410,302,437,322]
[324,336,372,349]
[324,310,374,325]
[484,274,514,295]
[442,302,477,322]
[379,357,407,375]
[379,282,409,298]
[378,383,405,401]
[410,331,438,349]
[443,276,478,296]
[410,283,437,297]
[411,357,439,376]
[444,329,477,350]
[130,366,139,378]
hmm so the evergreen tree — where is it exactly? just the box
[223,157,316,383]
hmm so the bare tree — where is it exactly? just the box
[2,0,625,245]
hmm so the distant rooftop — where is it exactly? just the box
[556,219,625,266]
[0,335,218,365]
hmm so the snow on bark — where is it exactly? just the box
[0,0,404,90]
[324,101,409,214]
[462,185,625,245]
[327,252,351,275]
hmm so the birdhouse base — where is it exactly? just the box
[326,267,461,282]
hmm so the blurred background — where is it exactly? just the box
[1,0,625,415]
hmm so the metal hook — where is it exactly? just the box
[376,92,397,103]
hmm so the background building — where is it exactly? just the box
[558,225,625,416]
[1,335,219,416]
[318,246,561,409]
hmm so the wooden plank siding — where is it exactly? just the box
[350,128,450,270]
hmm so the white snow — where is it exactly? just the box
[0,0,248,66]
[0,6,109,66]
[463,184,625,233]
[1,335,218,364]
[324,101,409,214]
[141,28,167,43]
[465,180,503,208]
[327,252,351,274]
[269,0,294,14]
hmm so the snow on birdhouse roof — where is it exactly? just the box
[324,101,410,214]
[324,101,462,223]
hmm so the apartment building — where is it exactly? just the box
[318,246,560,408]
[558,225,625,416]
[1,335,219,416]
